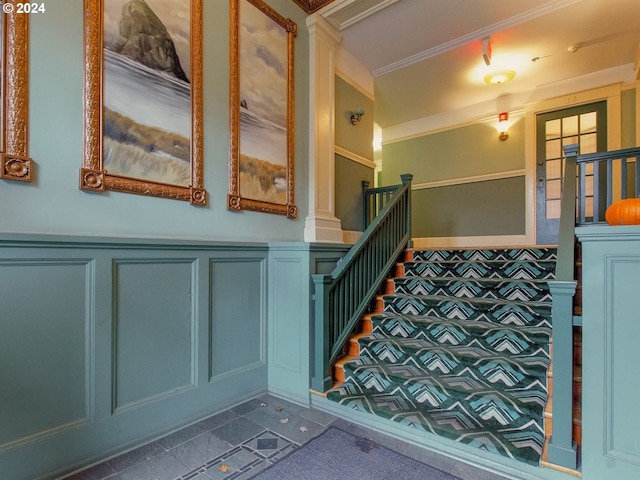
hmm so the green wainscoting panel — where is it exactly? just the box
[0,259,93,449]
[412,176,526,238]
[267,243,350,405]
[0,235,270,480]
[112,259,197,412]
[577,225,640,480]
[210,257,266,380]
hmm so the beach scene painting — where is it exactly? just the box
[102,0,191,187]
[229,0,296,216]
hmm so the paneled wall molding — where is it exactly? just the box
[334,145,376,169]
[0,233,270,480]
[412,169,525,191]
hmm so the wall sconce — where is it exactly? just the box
[498,111,509,141]
[350,109,365,126]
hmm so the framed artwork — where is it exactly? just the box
[0,2,32,182]
[228,0,297,218]
[81,0,206,204]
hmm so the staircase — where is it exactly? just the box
[326,247,558,466]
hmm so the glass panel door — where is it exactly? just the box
[535,102,607,244]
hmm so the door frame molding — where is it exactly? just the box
[525,84,623,245]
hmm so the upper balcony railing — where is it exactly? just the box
[548,145,639,470]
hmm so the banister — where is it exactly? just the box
[311,174,412,392]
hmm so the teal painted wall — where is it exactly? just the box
[335,154,374,232]
[382,118,525,238]
[382,119,525,185]
[1,0,308,242]
[335,75,374,159]
[621,88,636,148]
[334,75,375,232]
[412,177,525,237]
[0,2,319,478]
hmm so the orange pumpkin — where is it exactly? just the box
[605,198,640,225]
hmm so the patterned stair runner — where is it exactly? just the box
[326,247,557,466]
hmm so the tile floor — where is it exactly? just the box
[61,394,510,480]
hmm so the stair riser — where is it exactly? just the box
[370,319,550,356]
[356,340,549,387]
[394,278,552,303]
[403,261,556,281]
[411,248,558,262]
[383,296,552,328]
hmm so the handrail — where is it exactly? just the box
[311,174,413,392]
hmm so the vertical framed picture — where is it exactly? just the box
[0,2,32,183]
[81,0,206,205]
[228,0,297,218]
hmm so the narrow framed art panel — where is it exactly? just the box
[81,0,206,205]
[228,0,297,218]
[0,2,33,183]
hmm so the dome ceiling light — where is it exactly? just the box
[483,70,516,85]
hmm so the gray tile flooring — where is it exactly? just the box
[61,394,510,480]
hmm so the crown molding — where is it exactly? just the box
[372,0,581,77]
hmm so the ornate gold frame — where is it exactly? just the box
[228,0,297,218]
[81,0,206,205]
[291,0,335,14]
[1,2,32,182]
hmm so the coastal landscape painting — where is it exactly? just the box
[228,0,297,218]
[81,0,205,204]
[103,0,190,186]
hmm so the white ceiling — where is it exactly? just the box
[320,0,640,130]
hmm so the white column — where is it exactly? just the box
[304,14,344,243]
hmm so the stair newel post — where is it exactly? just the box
[400,174,413,249]
[362,180,370,230]
[311,274,334,392]
[547,143,579,469]
[547,281,578,469]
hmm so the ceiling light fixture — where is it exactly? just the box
[484,70,516,85]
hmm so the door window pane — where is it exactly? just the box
[546,159,562,179]
[563,116,579,136]
[546,139,562,160]
[580,112,597,134]
[547,199,561,219]
[546,119,561,139]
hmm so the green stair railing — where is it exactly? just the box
[548,145,640,470]
[311,174,412,392]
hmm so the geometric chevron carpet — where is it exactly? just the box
[326,248,557,466]
[250,427,463,480]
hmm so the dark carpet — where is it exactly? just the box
[249,427,462,480]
